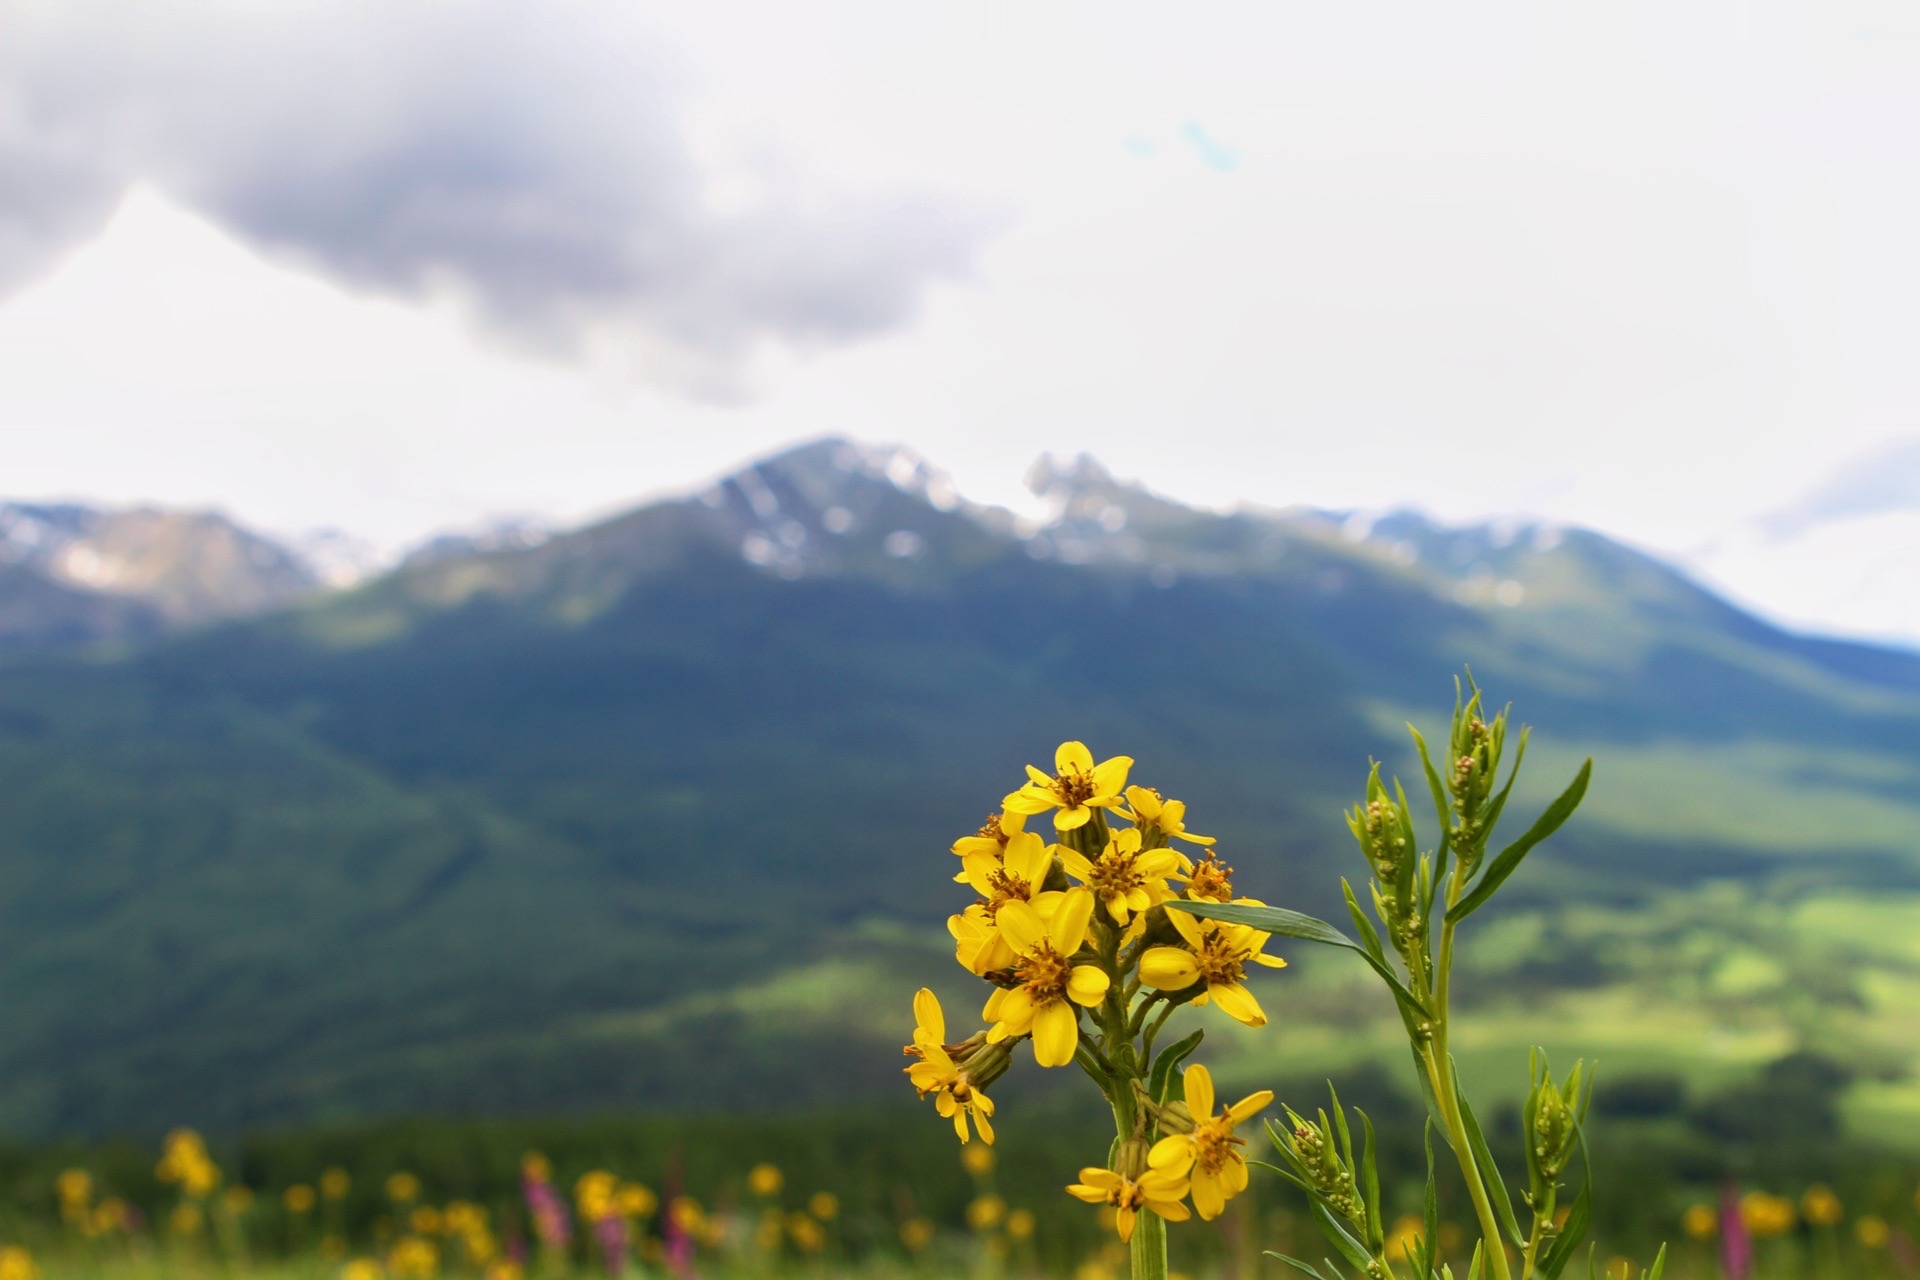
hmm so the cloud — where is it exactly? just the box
[0,0,993,399]
[1762,437,1920,537]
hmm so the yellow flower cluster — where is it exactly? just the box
[574,1171,656,1225]
[910,741,1284,1243]
[0,1247,35,1280]
[156,1129,221,1198]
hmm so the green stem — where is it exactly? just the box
[1129,1205,1168,1280]
[1430,907,1515,1280]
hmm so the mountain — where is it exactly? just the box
[0,502,321,648]
[2,438,1918,1139]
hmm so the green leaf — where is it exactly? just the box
[1309,1200,1375,1272]
[1478,724,1530,847]
[1408,723,1452,850]
[1452,1060,1522,1247]
[1466,1240,1487,1280]
[1448,758,1591,922]
[1359,1109,1383,1248]
[1342,879,1390,966]
[1148,1029,1204,1105]
[1646,1243,1668,1280]
[1169,900,1432,1019]
[1267,1254,1340,1280]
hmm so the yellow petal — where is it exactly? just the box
[1001,788,1053,815]
[1183,1063,1215,1121]
[1004,831,1052,885]
[996,899,1046,954]
[1223,1156,1249,1193]
[953,1107,970,1143]
[1049,887,1096,954]
[1227,1090,1275,1124]
[936,1092,957,1117]
[982,988,1008,1023]
[1114,1205,1136,1243]
[1208,981,1267,1027]
[1090,755,1133,797]
[1053,805,1090,831]
[1148,1135,1194,1175]
[960,852,1002,894]
[1065,1183,1110,1205]
[1055,845,1094,882]
[974,1107,995,1146]
[1075,1169,1122,1191]
[1254,952,1289,969]
[1055,741,1095,775]
[1192,1170,1226,1221]
[913,989,945,1043]
[1067,964,1110,1007]
[1167,905,1206,950]
[1031,1000,1078,1067]
[1149,1198,1192,1223]
[1138,947,1201,991]
[1134,849,1180,879]
[995,987,1036,1034]
[1110,827,1142,854]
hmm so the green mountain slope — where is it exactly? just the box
[1,439,1917,1138]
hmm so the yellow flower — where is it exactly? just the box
[1003,742,1132,832]
[285,1185,317,1214]
[1148,1064,1271,1220]
[342,1260,384,1280]
[617,1184,658,1218]
[483,1262,522,1280]
[747,1163,783,1197]
[1139,906,1286,1026]
[899,1218,934,1252]
[1058,827,1179,926]
[576,1170,619,1221]
[1120,787,1214,847]
[1800,1184,1842,1227]
[0,1247,37,1280]
[1681,1204,1716,1240]
[961,1145,995,1176]
[983,891,1111,1066]
[1740,1192,1794,1237]
[905,989,999,1143]
[953,831,1063,974]
[808,1192,838,1221]
[409,1207,443,1236]
[1174,851,1235,903]
[1006,1208,1035,1240]
[387,1237,439,1280]
[1858,1215,1890,1248]
[57,1169,93,1212]
[952,810,1027,859]
[1065,1164,1191,1243]
[386,1173,421,1204]
[967,1195,1007,1230]
[322,1168,352,1199]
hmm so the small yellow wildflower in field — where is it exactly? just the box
[807,1192,838,1221]
[321,1168,351,1199]
[157,1129,220,1196]
[617,1183,658,1218]
[747,1163,783,1197]
[387,1236,438,1279]
[898,1217,934,1252]
[961,1144,995,1175]
[169,1203,204,1236]
[1007,1208,1036,1240]
[904,989,1002,1142]
[967,1194,1006,1230]
[1741,1191,1795,1237]
[952,810,1026,859]
[341,1260,383,1280]
[1857,1215,1890,1248]
[786,1212,826,1253]
[0,1246,36,1280]
[483,1262,521,1280]
[1681,1203,1716,1239]
[1801,1184,1842,1227]
[285,1184,317,1213]
[1058,827,1179,926]
[1002,741,1132,831]
[408,1206,442,1236]
[56,1169,92,1222]
[575,1171,617,1222]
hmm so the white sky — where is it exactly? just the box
[3,1,1920,643]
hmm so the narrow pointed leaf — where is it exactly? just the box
[1171,900,1432,1018]
[1310,1201,1374,1272]
[1448,759,1590,922]
[1452,1061,1522,1246]
[1149,1029,1205,1105]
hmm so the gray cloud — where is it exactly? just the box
[0,1,993,398]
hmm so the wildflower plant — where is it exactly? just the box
[908,679,1671,1280]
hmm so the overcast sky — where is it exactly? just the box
[3,0,1920,643]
